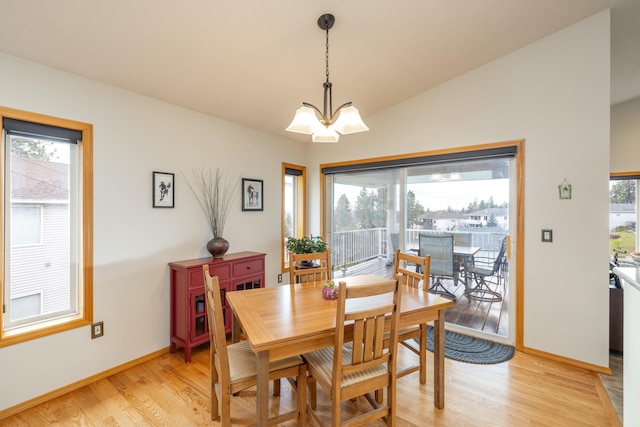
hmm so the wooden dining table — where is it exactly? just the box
[225,274,455,426]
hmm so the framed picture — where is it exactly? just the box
[153,171,174,208]
[242,178,263,211]
[558,180,572,200]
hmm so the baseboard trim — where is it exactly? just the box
[522,346,612,375]
[0,347,170,420]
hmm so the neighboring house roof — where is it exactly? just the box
[10,154,69,201]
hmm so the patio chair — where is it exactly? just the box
[203,265,307,425]
[465,237,507,302]
[303,278,401,426]
[418,233,457,301]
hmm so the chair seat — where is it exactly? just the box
[466,265,492,276]
[228,340,304,382]
[303,343,388,388]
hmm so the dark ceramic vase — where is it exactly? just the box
[207,236,229,259]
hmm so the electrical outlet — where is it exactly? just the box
[91,321,104,339]
[277,274,283,283]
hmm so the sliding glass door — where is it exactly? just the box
[324,151,516,341]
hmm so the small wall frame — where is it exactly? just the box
[242,178,263,211]
[153,171,175,208]
[558,179,572,200]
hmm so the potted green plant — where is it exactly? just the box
[286,235,328,266]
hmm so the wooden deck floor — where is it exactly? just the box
[333,257,509,336]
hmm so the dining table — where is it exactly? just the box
[225,273,455,426]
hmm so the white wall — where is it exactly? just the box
[611,96,640,172]
[307,12,611,366]
[0,53,306,411]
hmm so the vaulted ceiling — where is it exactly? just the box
[0,1,636,143]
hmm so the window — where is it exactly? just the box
[1,107,93,347]
[282,163,306,271]
[609,175,638,261]
[321,144,518,339]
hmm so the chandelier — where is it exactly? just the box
[286,14,369,143]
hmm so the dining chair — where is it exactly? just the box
[388,249,430,384]
[418,233,457,301]
[465,236,506,302]
[289,250,332,284]
[303,278,401,426]
[203,265,307,426]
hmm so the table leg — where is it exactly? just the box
[256,350,269,425]
[463,255,472,293]
[231,311,241,343]
[433,310,445,408]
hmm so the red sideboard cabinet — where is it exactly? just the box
[169,251,266,362]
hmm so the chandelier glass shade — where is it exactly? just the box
[286,14,369,143]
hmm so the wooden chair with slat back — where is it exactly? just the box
[387,249,431,384]
[289,250,332,284]
[203,265,307,426]
[303,278,401,426]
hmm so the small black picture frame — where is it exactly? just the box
[242,178,263,211]
[153,171,174,208]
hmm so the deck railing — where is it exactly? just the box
[331,228,386,273]
[331,228,507,273]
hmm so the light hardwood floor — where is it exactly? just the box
[0,343,621,426]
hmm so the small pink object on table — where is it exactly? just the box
[322,285,338,300]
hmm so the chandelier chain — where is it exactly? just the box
[325,26,330,82]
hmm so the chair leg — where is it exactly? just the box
[428,276,457,301]
[221,387,232,426]
[297,365,307,426]
[211,361,220,420]
[465,275,502,302]
[273,378,281,396]
[308,377,317,410]
[419,324,427,384]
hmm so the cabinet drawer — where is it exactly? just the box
[233,258,263,277]
[187,269,204,288]
[187,264,230,289]
[208,264,231,281]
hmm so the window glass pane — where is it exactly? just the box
[4,135,76,329]
[10,293,42,322]
[11,206,42,246]
[283,165,305,270]
[325,156,512,339]
[609,179,638,262]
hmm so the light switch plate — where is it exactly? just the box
[541,229,553,242]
